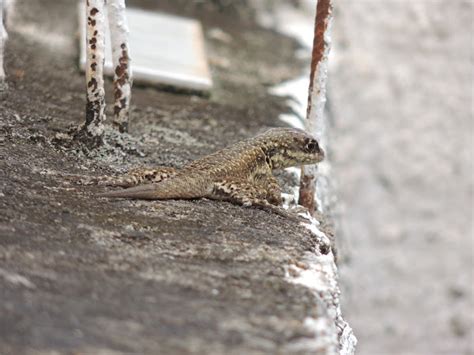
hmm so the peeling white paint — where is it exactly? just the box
[84,0,107,139]
[107,0,132,132]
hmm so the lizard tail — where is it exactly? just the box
[97,177,206,200]
[97,184,162,199]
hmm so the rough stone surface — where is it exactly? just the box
[0,1,349,354]
[329,1,473,354]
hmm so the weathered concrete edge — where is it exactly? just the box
[282,213,357,355]
[253,2,357,352]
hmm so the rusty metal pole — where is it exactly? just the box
[107,0,132,133]
[298,0,333,214]
[77,0,107,147]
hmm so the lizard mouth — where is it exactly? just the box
[317,148,325,161]
[301,148,325,164]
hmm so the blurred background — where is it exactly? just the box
[328,1,473,354]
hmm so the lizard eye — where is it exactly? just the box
[306,139,319,152]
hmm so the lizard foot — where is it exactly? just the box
[212,180,302,221]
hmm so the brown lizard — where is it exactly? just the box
[97,128,325,218]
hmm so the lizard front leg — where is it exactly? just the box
[253,173,283,206]
[77,167,177,187]
[211,179,296,220]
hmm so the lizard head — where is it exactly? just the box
[259,128,325,169]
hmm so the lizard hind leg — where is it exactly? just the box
[94,167,177,187]
[211,179,297,220]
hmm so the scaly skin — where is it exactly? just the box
[98,128,325,217]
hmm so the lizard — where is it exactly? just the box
[96,128,325,218]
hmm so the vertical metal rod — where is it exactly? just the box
[78,0,107,147]
[107,0,132,133]
[298,0,333,213]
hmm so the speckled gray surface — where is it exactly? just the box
[0,1,350,354]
